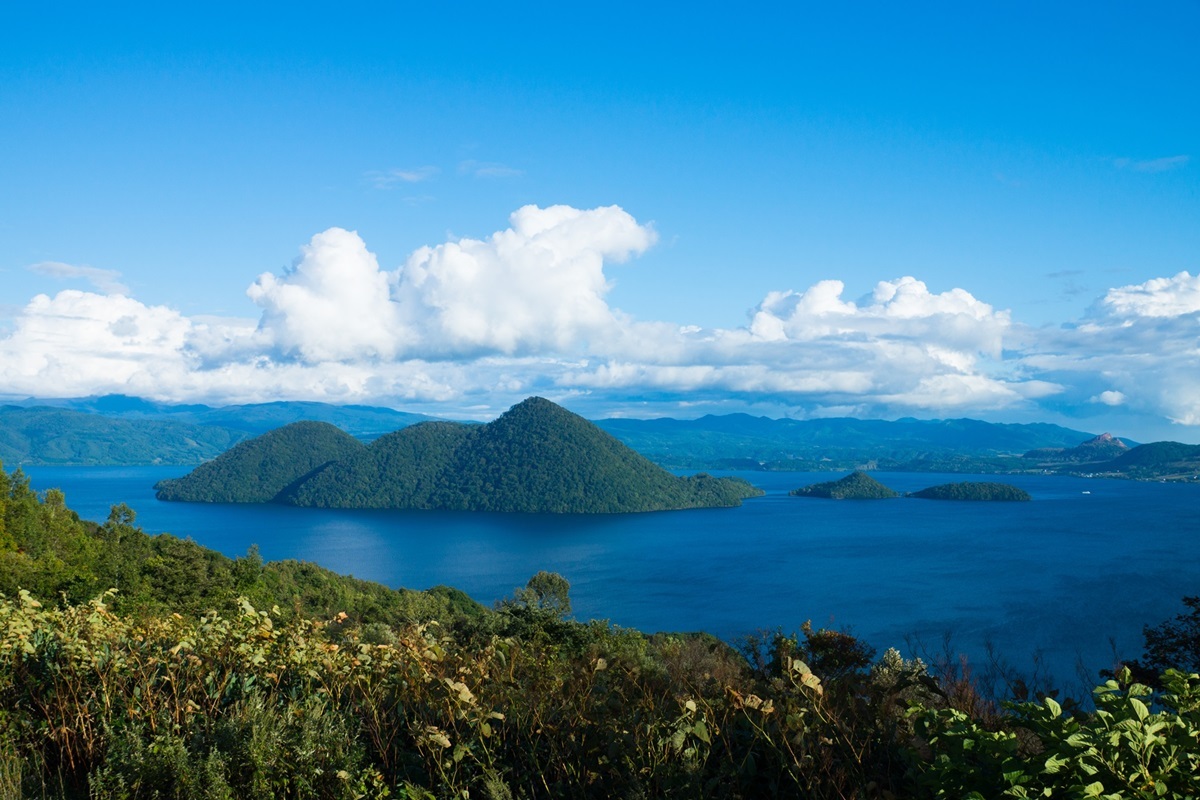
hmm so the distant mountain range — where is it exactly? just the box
[156,397,762,513]
[7,395,436,438]
[2,394,1197,481]
[594,414,1120,469]
[0,396,439,466]
[0,405,245,466]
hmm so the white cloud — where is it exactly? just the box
[1092,391,1127,406]
[542,273,1038,417]
[747,277,1008,358]
[1100,271,1200,318]
[248,227,407,362]
[1020,270,1200,427]
[394,204,656,356]
[246,204,657,365]
[27,261,129,295]
[3,205,1200,434]
[0,290,196,397]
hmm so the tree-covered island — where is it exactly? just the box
[789,471,899,499]
[908,481,1032,501]
[156,396,763,513]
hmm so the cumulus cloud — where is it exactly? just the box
[394,204,655,355]
[27,261,129,295]
[1092,391,1127,406]
[1021,270,1200,426]
[248,205,657,362]
[0,290,195,397]
[747,277,1008,357]
[248,227,407,362]
[2,204,1200,434]
[1100,271,1200,318]
[0,288,473,406]
[543,275,1047,417]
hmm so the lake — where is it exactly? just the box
[21,465,1200,691]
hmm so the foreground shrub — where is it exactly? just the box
[909,667,1200,798]
[4,589,1198,799]
[0,591,913,798]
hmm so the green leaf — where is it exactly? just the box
[1130,697,1150,722]
[1002,769,1026,785]
[1043,754,1069,773]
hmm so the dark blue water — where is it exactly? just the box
[20,466,1200,688]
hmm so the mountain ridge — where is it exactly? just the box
[9,395,1198,481]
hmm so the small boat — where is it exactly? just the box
[1081,490,1091,495]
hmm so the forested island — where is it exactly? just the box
[908,481,1032,501]
[155,397,763,513]
[790,472,1031,501]
[789,470,899,499]
[2,465,1199,797]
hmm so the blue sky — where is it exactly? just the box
[1,2,1197,441]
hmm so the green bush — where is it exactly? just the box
[909,667,1200,798]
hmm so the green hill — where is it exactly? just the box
[0,405,247,466]
[286,421,475,508]
[789,471,899,499]
[166,397,763,513]
[908,481,1031,501]
[1104,441,1200,471]
[154,421,366,503]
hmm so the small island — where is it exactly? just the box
[789,471,899,499]
[156,397,764,514]
[908,481,1031,501]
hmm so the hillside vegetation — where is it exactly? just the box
[0,464,483,627]
[1102,441,1200,478]
[908,481,1032,501]
[162,397,764,513]
[154,421,367,503]
[0,405,247,466]
[790,471,899,499]
[2,468,1199,798]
